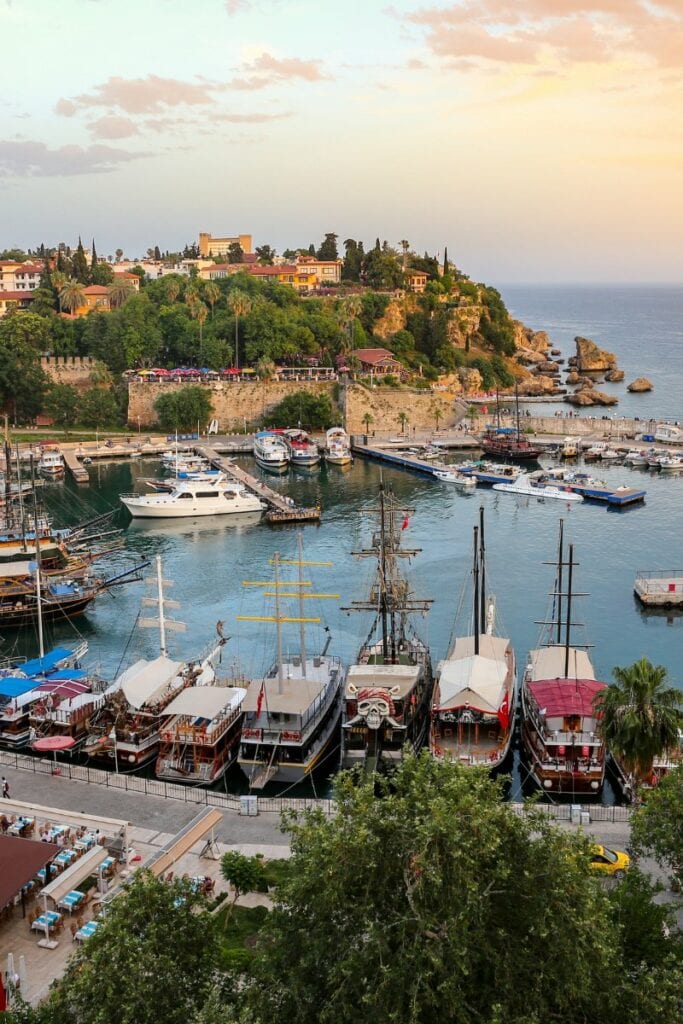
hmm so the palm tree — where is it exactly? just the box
[51,270,68,314]
[109,279,134,309]
[595,658,682,790]
[338,295,362,357]
[433,406,443,432]
[399,239,410,272]
[362,412,374,436]
[165,278,181,304]
[189,302,208,363]
[228,291,252,370]
[59,279,85,317]
[204,282,220,319]
[398,411,409,436]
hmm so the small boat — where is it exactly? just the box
[624,450,650,467]
[253,431,290,473]
[561,437,578,458]
[654,424,683,445]
[432,468,476,490]
[493,473,584,502]
[120,475,265,519]
[38,451,64,477]
[283,429,321,468]
[324,427,352,466]
[658,455,683,473]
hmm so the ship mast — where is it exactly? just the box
[378,481,389,660]
[139,555,185,656]
[473,525,480,656]
[479,505,486,634]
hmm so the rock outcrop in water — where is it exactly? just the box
[566,388,619,407]
[627,377,653,392]
[575,336,617,372]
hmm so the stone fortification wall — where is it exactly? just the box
[468,413,647,438]
[128,380,338,429]
[42,356,96,389]
[343,383,463,435]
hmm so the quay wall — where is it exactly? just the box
[41,355,96,390]
[343,383,464,435]
[467,413,648,438]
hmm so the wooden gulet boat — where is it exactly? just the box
[520,522,608,796]
[340,481,434,775]
[430,507,517,769]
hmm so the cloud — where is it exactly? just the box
[87,115,139,140]
[225,51,332,89]
[0,140,149,177]
[56,75,212,116]
[402,1,683,69]
[213,111,292,123]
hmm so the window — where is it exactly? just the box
[178,493,193,500]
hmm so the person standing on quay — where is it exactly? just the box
[2,777,10,799]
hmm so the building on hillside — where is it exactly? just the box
[348,348,404,376]
[0,261,43,292]
[198,232,253,257]
[295,255,343,285]
[406,270,428,293]
[112,270,141,292]
[198,255,258,281]
[0,291,36,318]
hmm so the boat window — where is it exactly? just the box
[224,492,235,501]
[178,493,193,499]
[196,491,219,498]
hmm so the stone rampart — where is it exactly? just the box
[128,380,339,429]
[467,413,648,438]
[343,383,463,434]
[42,356,96,389]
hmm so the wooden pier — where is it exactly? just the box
[195,446,321,524]
[634,570,683,608]
[62,448,90,484]
[351,441,472,478]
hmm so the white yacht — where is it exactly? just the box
[492,473,584,502]
[253,431,290,473]
[284,429,321,468]
[120,475,265,519]
[654,424,682,445]
[324,427,352,466]
[38,451,64,477]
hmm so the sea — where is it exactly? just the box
[11,285,683,800]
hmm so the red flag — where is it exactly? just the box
[401,515,410,531]
[497,693,509,732]
[256,682,265,718]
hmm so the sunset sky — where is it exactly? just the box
[1,0,682,282]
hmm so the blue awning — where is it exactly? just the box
[0,677,38,698]
[21,647,75,677]
[43,669,87,682]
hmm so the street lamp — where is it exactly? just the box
[137,416,140,438]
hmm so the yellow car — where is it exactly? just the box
[590,844,630,879]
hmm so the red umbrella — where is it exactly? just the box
[33,736,76,752]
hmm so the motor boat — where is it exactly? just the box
[492,474,584,502]
[324,428,352,466]
[432,468,476,490]
[38,451,64,477]
[284,429,321,468]
[253,431,290,473]
[120,475,265,519]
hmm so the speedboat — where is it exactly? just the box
[658,455,683,472]
[284,429,320,468]
[120,475,265,519]
[324,427,352,466]
[493,473,584,502]
[253,431,290,473]
[38,451,64,477]
[432,468,476,490]
[561,437,578,458]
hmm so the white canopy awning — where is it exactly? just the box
[436,654,508,714]
[527,645,595,682]
[119,656,183,710]
[41,845,109,906]
[161,686,246,720]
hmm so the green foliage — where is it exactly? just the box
[342,239,362,281]
[71,237,89,284]
[80,387,121,427]
[458,280,479,300]
[33,871,218,1024]
[265,391,334,430]
[316,233,338,261]
[227,242,244,264]
[363,247,403,290]
[359,291,390,333]
[154,385,213,433]
[480,285,516,355]
[607,867,681,969]
[595,658,682,784]
[215,904,270,973]
[490,354,515,387]
[44,384,79,431]
[630,765,683,880]
[241,753,682,1024]
[0,314,49,420]
[220,851,267,901]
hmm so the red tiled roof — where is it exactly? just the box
[0,291,35,301]
[527,679,606,718]
[112,270,137,279]
[353,348,401,365]
[0,835,60,911]
[83,285,110,295]
[13,264,42,274]
[248,265,298,276]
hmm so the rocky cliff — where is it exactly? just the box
[574,336,617,372]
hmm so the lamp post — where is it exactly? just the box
[137,416,140,438]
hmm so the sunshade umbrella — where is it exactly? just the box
[33,735,76,774]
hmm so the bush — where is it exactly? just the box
[154,386,213,433]
[265,391,335,430]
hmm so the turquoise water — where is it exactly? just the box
[501,284,683,422]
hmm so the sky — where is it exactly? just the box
[1,0,682,283]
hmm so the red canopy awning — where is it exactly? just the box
[528,679,606,718]
[32,736,76,752]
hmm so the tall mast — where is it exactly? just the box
[473,525,480,656]
[378,479,389,660]
[274,552,284,691]
[3,414,12,530]
[556,519,564,644]
[515,382,521,441]
[479,505,486,634]
[30,456,44,658]
[156,555,167,656]
[297,533,307,677]
[139,556,185,653]
[564,544,574,677]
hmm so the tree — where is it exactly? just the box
[31,871,218,1024]
[0,315,49,421]
[91,262,114,287]
[51,270,68,314]
[398,410,409,434]
[244,753,682,1024]
[80,387,120,428]
[255,245,275,265]
[204,282,221,318]
[59,279,85,316]
[630,765,683,882]
[595,658,682,788]
[228,291,251,369]
[363,247,403,290]
[227,242,244,264]
[154,245,162,261]
[44,384,79,432]
[399,238,410,271]
[266,391,334,430]
[317,233,338,261]
[154,386,213,433]
[71,236,89,283]
[220,852,266,919]
[191,302,209,362]
[165,276,182,304]
[90,238,98,272]
[443,246,449,276]
[114,247,124,262]
[361,411,374,434]
[432,405,443,431]
[109,279,135,309]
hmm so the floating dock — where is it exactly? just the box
[62,449,90,484]
[634,570,683,608]
[564,482,646,506]
[195,446,321,524]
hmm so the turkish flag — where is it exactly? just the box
[497,693,510,732]
[256,682,265,718]
[401,516,410,531]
